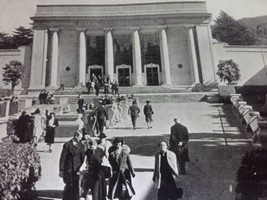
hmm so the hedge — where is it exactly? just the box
[0,137,41,200]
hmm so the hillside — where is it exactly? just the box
[239,15,267,44]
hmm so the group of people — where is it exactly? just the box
[85,74,119,96]
[38,89,55,104]
[59,132,135,200]
[59,117,189,200]
[15,108,59,152]
[128,99,154,130]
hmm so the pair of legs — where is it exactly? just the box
[146,120,152,129]
[131,116,137,129]
[47,143,52,152]
[63,173,80,200]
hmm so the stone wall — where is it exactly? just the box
[213,42,267,85]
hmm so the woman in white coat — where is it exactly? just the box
[32,108,44,147]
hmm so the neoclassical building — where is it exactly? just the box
[28,0,216,91]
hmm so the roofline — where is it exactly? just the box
[31,12,211,21]
[36,1,206,7]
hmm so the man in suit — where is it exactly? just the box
[128,101,140,130]
[95,100,109,135]
[59,131,85,200]
[170,118,190,175]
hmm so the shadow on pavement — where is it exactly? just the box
[37,190,62,199]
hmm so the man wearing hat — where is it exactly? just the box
[143,100,154,129]
[128,101,140,130]
[169,118,190,175]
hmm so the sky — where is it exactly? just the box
[0,0,267,34]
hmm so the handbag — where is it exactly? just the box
[101,165,111,178]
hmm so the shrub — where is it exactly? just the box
[236,148,267,199]
[216,59,240,85]
[0,140,41,199]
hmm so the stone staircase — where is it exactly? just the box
[53,85,193,95]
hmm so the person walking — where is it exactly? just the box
[31,108,44,147]
[128,101,140,130]
[108,137,135,200]
[59,131,85,200]
[79,139,107,200]
[152,140,182,200]
[45,112,59,153]
[95,100,109,135]
[77,94,85,113]
[143,100,154,129]
[15,111,32,143]
[169,118,190,175]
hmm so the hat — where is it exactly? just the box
[146,100,150,103]
[99,133,107,139]
[113,137,124,145]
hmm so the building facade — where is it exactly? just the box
[28,0,215,92]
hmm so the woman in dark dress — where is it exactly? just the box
[45,112,59,152]
[108,137,136,200]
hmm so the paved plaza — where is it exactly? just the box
[35,101,255,200]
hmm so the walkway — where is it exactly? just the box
[35,102,255,200]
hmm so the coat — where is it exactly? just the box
[143,104,153,122]
[45,118,59,144]
[108,145,135,199]
[59,140,85,183]
[170,123,190,162]
[16,114,32,143]
[95,105,109,120]
[128,105,140,118]
[153,150,179,189]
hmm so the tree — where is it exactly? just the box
[12,26,33,48]
[2,60,26,94]
[212,11,257,45]
[0,32,15,49]
[216,59,240,85]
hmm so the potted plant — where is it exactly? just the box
[216,59,240,101]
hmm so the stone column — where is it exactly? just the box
[42,29,48,86]
[160,27,171,85]
[79,29,86,86]
[132,27,143,86]
[49,28,59,88]
[105,29,114,81]
[187,26,200,83]
[29,29,48,90]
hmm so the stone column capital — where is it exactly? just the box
[49,28,59,32]
[130,27,140,31]
[77,28,87,32]
[104,28,113,33]
[184,25,195,30]
[158,26,167,30]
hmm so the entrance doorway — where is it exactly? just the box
[146,67,159,85]
[118,68,130,86]
[90,68,102,82]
